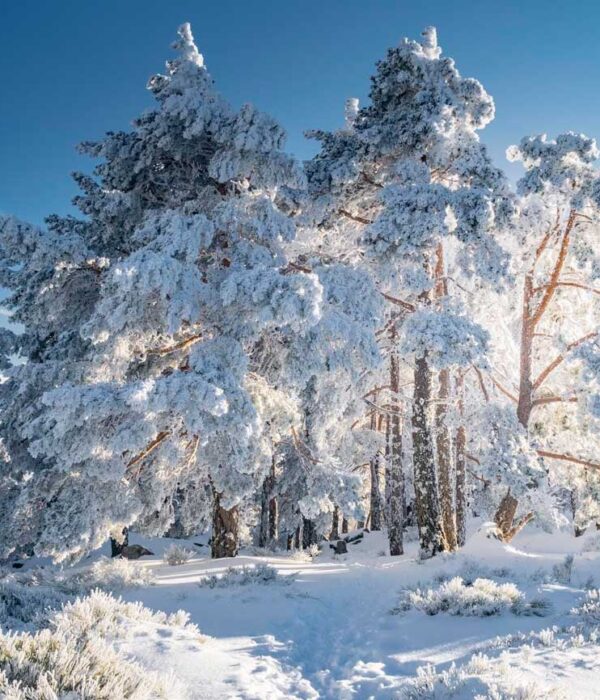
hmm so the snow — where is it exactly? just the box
[31,526,595,699]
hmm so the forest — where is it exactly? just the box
[1,21,600,699]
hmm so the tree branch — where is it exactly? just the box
[339,209,373,226]
[537,449,600,471]
[126,431,171,473]
[530,211,575,328]
[533,282,600,297]
[533,331,596,391]
[146,334,203,357]
[472,365,490,402]
[489,376,519,404]
[380,292,415,312]
[532,396,578,407]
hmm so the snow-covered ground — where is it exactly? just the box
[4,528,600,700]
[47,525,600,699]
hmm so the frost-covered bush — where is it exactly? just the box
[54,589,199,639]
[571,588,600,622]
[0,590,196,699]
[58,557,155,593]
[7,557,154,596]
[408,577,524,616]
[0,580,69,629]
[0,630,171,700]
[0,558,154,629]
[163,543,195,566]
[400,654,559,699]
[551,554,574,584]
[198,563,291,588]
[290,549,313,563]
[289,544,320,562]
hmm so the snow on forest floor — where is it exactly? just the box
[8,525,600,698]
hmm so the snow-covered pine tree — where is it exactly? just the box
[0,24,322,562]
[481,132,600,538]
[271,98,389,544]
[348,27,511,557]
[0,215,103,560]
[254,245,384,547]
[304,98,409,552]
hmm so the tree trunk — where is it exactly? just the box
[494,489,534,542]
[302,517,318,549]
[330,505,340,541]
[517,274,534,429]
[294,526,300,549]
[497,276,534,538]
[433,245,457,552]
[412,353,444,558]
[368,403,383,532]
[341,517,349,534]
[495,490,518,535]
[258,458,278,548]
[369,454,383,530]
[258,479,269,549]
[110,527,129,558]
[455,372,467,548]
[269,493,278,542]
[211,491,239,558]
[436,368,457,551]
[386,345,405,556]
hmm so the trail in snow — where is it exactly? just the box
[112,527,600,699]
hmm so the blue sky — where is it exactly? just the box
[2,0,600,226]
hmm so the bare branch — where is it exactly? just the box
[532,396,578,407]
[146,334,203,358]
[533,331,596,391]
[339,209,373,226]
[489,376,519,404]
[126,431,171,473]
[380,292,416,312]
[472,365,490,403]
[537,449,600,471]
[530,211,575,328]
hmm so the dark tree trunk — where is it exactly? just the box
[211,491,239,558]
[412,353,444,558]
[341,517,349,534]
[455,372,467,547]
[302,517,318,549]
[258,458,278,548]
[369,453,383,531]
[436,368,457,551]
[286,533,294,550]
[269,494,278,542]
[494,489,534,542]
[386,345,405,556]
[330,505,340,541]
[294,526,300,549]
[258,480,269,549]
[110,528,129,558]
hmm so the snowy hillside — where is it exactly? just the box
[5,525,600,698]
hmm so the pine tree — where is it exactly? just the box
[306,28,510,557]
[484,132,600,538]
[0,25,322,562]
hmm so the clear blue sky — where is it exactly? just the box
[2,0,600,226]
